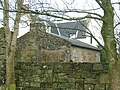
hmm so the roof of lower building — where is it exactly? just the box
[50,33,100,51]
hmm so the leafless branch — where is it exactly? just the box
[45,10,102,18]
[112,2,120,5]
[0,0,3,7]
[95,0,104,9]
[77,20,104,48]
[0,7,103,21]
[114,23,120,29]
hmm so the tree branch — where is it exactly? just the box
[45,10,102,18]
[12,0,23,45]
[30,10,103,21]
[0,0,3,7]
[95,0,104,9]
[77,20,104,49]
[114,22,120,29]
[3,0,11,39]
[112,2,120,5]
[0,7,103,21]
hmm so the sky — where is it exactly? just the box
[20,0,102,37]
[0,0,119,29]
[0,0,120,46]
[0,0,119,25]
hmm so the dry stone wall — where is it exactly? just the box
[15,62,109,90]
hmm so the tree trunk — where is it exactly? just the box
[101,1,120,90]
[109,63,120,90]
[3,0,23,90]
[6,41,16,90]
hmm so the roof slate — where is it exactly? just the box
[49,33,100,51]
[56,20,87,38]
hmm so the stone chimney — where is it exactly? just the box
[30,22,46,34]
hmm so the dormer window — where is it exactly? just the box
[69,33,76,39]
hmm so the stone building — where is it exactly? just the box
[15,23,100,62]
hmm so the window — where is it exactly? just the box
[69,33,76,39]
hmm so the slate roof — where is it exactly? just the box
[30,15,87,39]
[56,21,87,38]
[46,21,59,35]
[67,38,100,51]
[50,33,100,51]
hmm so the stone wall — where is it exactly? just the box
[41,48,70,62]
[15,62,109,90]
[71,46,100,62]
[15,23,71,62]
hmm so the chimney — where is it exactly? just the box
[30,22,46,34]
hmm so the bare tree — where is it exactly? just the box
[3,0,23,89]
[95,0,120,90]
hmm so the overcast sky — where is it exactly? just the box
[0,0,120,38]
[0,0,120,26]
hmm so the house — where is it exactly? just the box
[36,15,99,46]
[0,14,101,63]
[43,20,87,39]
[27,14,93,39]
[15,22,100,62]
[19,13,99,47]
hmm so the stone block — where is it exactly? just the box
[94,84,105,90]
[84,78,98,84]
[100,73,109,83]
[93,63,103,70]
[75,83,84,90]
[84,84,94,90]
[80,63,93,71]
[80,71,94,78]
[105,84,110,90]
[54,64,64,72]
